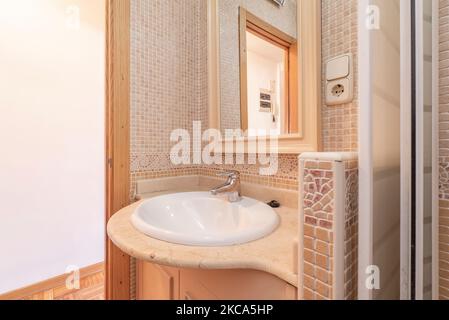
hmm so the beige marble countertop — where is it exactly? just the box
[107,188,299,287]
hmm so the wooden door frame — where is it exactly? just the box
[105,0,131,300]
[238,7,298,133]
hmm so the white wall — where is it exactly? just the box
[246,32,285,136]
[0,0,105,293]
[247,51,282,135]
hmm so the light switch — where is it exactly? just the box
[325,54,354,106]
[326,55,350,81]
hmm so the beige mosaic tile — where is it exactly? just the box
[129,0,208,299]
[201,154,299,190]
[128,0,361,300]
[130,0,360,196]
[300,158,358,300]
[130,0,208,173]
[302,161,335,300]
[321,0,359,152]
[344,160,358,300]
[440,0,449,300]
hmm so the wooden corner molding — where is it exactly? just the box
[105,0,131,300]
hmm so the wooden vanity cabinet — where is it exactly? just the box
[137,261,297,300]
[137,261,180,300]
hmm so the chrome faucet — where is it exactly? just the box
[210,170,241,202]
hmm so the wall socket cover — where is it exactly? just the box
[326,78,353,105]
[327,55,350,81]
[325,54,354,106]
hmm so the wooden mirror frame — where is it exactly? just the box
[208,0,322,154]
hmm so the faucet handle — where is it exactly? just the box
[217,170,240,179]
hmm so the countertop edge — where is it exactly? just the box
[108,228,298,287]
[107,197,299,288]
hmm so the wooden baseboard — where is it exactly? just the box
[0,262,104,300]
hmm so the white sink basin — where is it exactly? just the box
[131,192,280,246]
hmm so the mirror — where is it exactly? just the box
[217,0,298,137]
[208,0,321,153]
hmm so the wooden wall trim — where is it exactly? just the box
[297,0,322,150]
[105,0,131,300]
[0,263,104,300]
[239,7,249,131]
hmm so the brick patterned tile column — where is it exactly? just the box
[440,0,449,301]
[299,153,358,300]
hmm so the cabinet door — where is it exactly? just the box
[180,269,297,300]
[137,261,179,300]
[179,270,218,300]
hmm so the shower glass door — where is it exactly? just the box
[410,0,438,300]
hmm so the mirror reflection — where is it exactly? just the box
[218,0,298,137]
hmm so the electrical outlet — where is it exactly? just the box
[332,84,345,97]
[325,54,354,106]
[326,78,352,105]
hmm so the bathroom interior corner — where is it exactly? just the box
[0,0,448,302]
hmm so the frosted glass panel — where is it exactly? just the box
[371,0,401,300]
[420,0,434,300]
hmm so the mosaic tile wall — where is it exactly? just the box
[302,160,335,300]
[217,0,359,152]
[439,0,449,301]
[130,0,359,196]
[344,160,358,300]
[129,0,208,299]
[201,154,299,190]
[130,0,207,182]
[128,0,360,300]
[300,157,358,300]
[321,0,359,152]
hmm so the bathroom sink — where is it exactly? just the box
[131,192,280,246]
